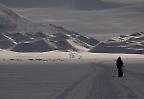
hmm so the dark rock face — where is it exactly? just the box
[54,40,77,51]
[7,33,31,43]
[0,33,15,49]
[11,39,56,52]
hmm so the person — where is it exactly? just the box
[115,57,124,77]
[116,57,123,70]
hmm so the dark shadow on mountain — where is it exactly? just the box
[11,39,56,52]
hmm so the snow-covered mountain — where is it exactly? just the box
[0,3,99,52]
[90,32,144,54]
[0,33,15,49]
[0,3,143,54]
[0,3,44,32]
[12,39,56,52]
[0,27,99,52]
[7,31,99,52]
[0,3,74,33]
[0,3,36,32]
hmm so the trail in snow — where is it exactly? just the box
[0,58,144,99]
[87,63,138,99]
[56,65,96,99]
[55,62,144,99]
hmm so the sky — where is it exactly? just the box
[0,0,143,8]
[105,0,144,4]
[0,0,144,39]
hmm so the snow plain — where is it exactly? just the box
[0,50,144,99]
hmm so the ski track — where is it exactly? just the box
[126,70,144,81]
[86,63,123,99]
[121,70,144,99]
[55,62,144,99]
[0,61,143,99]
[87,63,142,99]
[55,64,99,99]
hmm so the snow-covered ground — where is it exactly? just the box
[0,50,144,99]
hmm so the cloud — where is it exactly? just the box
[0,0,129,9]
[103,0,144,4]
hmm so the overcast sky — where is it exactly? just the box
[0,0,144,3]
[105,0,144,3]
[0,0,143,8]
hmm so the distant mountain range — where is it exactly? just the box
[0,31,99,52]
[0,3,99,52]
[0,3,143,54]
[90,32,144,54]
[1,31,143,54]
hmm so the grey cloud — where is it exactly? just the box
[0,0,125,10]
[103,0,144,4]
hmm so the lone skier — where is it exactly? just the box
[115,57,124,77]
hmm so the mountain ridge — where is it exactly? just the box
[90,32,144,54]
[0,3,71,33]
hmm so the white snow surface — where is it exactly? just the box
[0,50,144,99]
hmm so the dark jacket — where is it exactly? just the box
[116,57,123,69]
